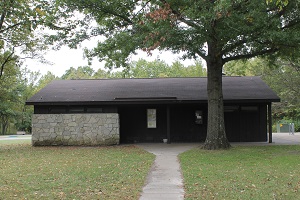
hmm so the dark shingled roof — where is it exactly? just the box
[26,76,280,105]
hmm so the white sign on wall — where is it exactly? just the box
[147,109,157,128]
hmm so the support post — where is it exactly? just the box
[268,103,272,143]
[167,106,171,144]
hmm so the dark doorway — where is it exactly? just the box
[170,105,207,142]
[119,105,167,143]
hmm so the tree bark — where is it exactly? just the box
[1,119,8,135]
[203,42,231,150]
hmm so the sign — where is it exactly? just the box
[147,109,156,128]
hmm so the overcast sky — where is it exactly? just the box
[23,40,197,77]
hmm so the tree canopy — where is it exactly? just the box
[0,0,80,79]
[52,0,300,149]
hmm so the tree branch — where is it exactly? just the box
[194,49,207,61]
[221,37,248,56]
[133,0,151,18]
[91,2,133,25]
[0,11,6,31]
[223,47,279,63]
[281,19,300,30]
[0,22,24,33]
[0,48,15,79]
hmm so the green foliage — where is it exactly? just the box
[15,68,41,132]
[0,0,82,80]
[0,0,52,79]
[61,66,95,79]
[180,145,300,199]
[0,54,20,134]
[58,60,206,79]
[0,138,31,146]
[224,58,300,129]
[223,59,266,76]
[128,59,206,78]
[54,0,300,67]
[129,59,170,78]
[266,0,289,10]
[0,55,42,134]
[264,60,300,123]
[0,145,154,199]
[36,71,59,91]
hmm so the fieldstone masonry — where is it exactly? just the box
[32,114,119,146]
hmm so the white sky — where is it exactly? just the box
[23,39,198,77]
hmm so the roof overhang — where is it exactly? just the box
[26,98,279,106]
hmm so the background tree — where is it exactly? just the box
[36,71,58,91]
[61,66,95,79]
[53,0,300,149]
[1,0,43,79]
[224,57,300,131]
[0,55,20,134]
[127,59,206,78]
[0,0,81,79]
[266,59,300,127]
[59,60,206,79]
[15,68,41,133]
[129,59,170,78]
[0,58,41,134]
[93,68,112,79]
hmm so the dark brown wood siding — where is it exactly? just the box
[169,105,207,142]
[119,104,207,143]
[119,105,167,143]
[119,103,267,143]
[224,104,267,142]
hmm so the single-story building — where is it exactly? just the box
[26,76,280,146]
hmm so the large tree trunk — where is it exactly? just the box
[203,44,231,150]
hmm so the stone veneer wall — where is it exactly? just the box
[32,114,119,146]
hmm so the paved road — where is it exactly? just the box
[0,135,31,140]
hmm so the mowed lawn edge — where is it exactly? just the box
[0,139,31,146]
[0,144,155,199]
[179,145,300,200]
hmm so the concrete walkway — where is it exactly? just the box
[138,143,199,200]
[137,133,300,200]
[231,132,300,146]
[272,132,300,145]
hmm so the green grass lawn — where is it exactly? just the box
[180,146,300,200]
[0,144,155,200]
[0,139,31,146]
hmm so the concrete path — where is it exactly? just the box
[138,143,199,200]
[231,132,300,146]
[272,132,300,145]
